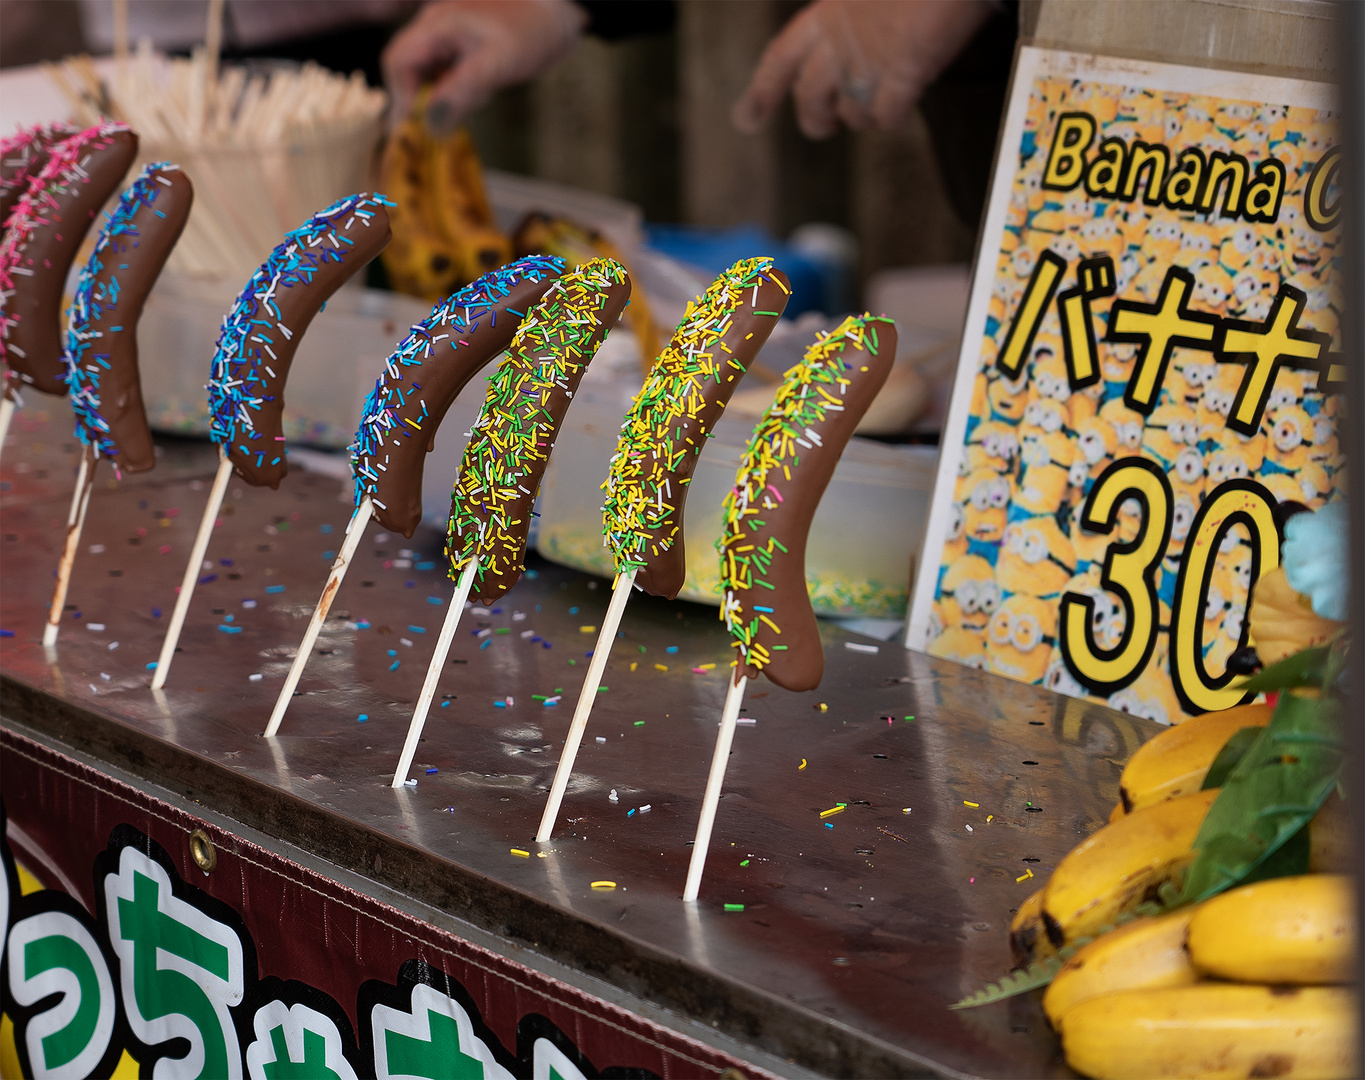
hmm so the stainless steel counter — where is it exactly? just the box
[0,397,1159,1078]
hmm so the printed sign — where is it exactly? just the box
[907,48,1341,722]
[0,731,768,1080]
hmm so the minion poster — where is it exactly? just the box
[906,48,1342,723]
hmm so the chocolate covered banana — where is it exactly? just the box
[603,257,790,598]
[0,123,78,232]
[351,254,565,536]
[447,257,631,604]
[719,314,896,691]
[208,192,392,487]
[0,123,137,396]
[65,163,193,474]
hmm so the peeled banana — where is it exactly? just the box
[1042,908,1198,1029]
[1060,984,1359,1080]
[1042,788,1217,946]
[1187,874,1356,984]
[1118,702,1271,814]
[1009,887,1056,966]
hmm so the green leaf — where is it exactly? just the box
[949,955,1065,1010]
[1201,726,1265,790]
[1234,645,1332,694]
[1178,692,1344,905]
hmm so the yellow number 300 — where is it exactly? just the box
[1060,458,1279,714]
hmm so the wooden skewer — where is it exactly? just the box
[391,559,480,788]
[150,453,232,688]
[536,568,638,841]
[263,497,372,737]
[43,446,97,647]
[0,396,15,459]
[683,674,749,903]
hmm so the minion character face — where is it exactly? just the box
[1179,223,1218,272]
[938,554,1000,631]
[1142,403,1200,468]
[1043,653,1088,697]
[941,500,968,564]
[1145,216,1183,264]
[1192,262,1232,308]
[986,594,1058,683]
[1204,600,1248,678]
[1214,425,1266,473]
[960,469,1011,543]
[1063,566,1127,653]
[1197,379,1235,438]
[1069,415,1117,489]
[1307,416,1340,467]
[1021,394,1069,440]
[997,516,1076,597]
[1015,462,1072,515]
[1297,461,1331,503]
[1169,489,1199,553]
[967,420,1020,472]
[1265,405,1313,472]
[1170,359,1218,409]
[1219,226,1259,273]
[987,370,1029,423]
[1107,660,1181,726]
[1099,398,1145,455]
[932,626,989,671]
[1259,472,1306,507]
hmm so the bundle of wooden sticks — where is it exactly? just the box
[45,44,386,280]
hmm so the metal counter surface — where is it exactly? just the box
[0,399,1160,1078]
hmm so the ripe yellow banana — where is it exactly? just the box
[1042,788,1217,947]
[1108,800,1125,824]
[1119,702,1271,814]
[1187,873,1356,984]
[1060,984,1359,1080]
[1042,908,1198,1029]
[1009,887,1056,966]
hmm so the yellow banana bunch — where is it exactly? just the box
[1060,985,1359,1080]
[1042,788,1216,947]
[1187,874,1355,984]
[1116,702,1271,815]
[380,110,512,302]
[1042,908,1197,1028]
[1009,888,1056,966]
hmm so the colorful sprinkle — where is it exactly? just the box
[601,257,778,573]
[349,255,564,508]
[446,259,627,592]
[717,315,893,675]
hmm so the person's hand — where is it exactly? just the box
[382,0,586,134]
[733,0,997,139]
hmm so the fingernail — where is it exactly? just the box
[425,100,456,137]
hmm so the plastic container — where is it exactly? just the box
[533,350,938,619]
[137,275,434,449]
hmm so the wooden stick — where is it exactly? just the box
[150,453,231,689]
[263,497,372,737]
[536,568,637,841]
[42,447,97,647]
[0,396,15,459]
[391,559,479,788]
[683,674,748,902]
